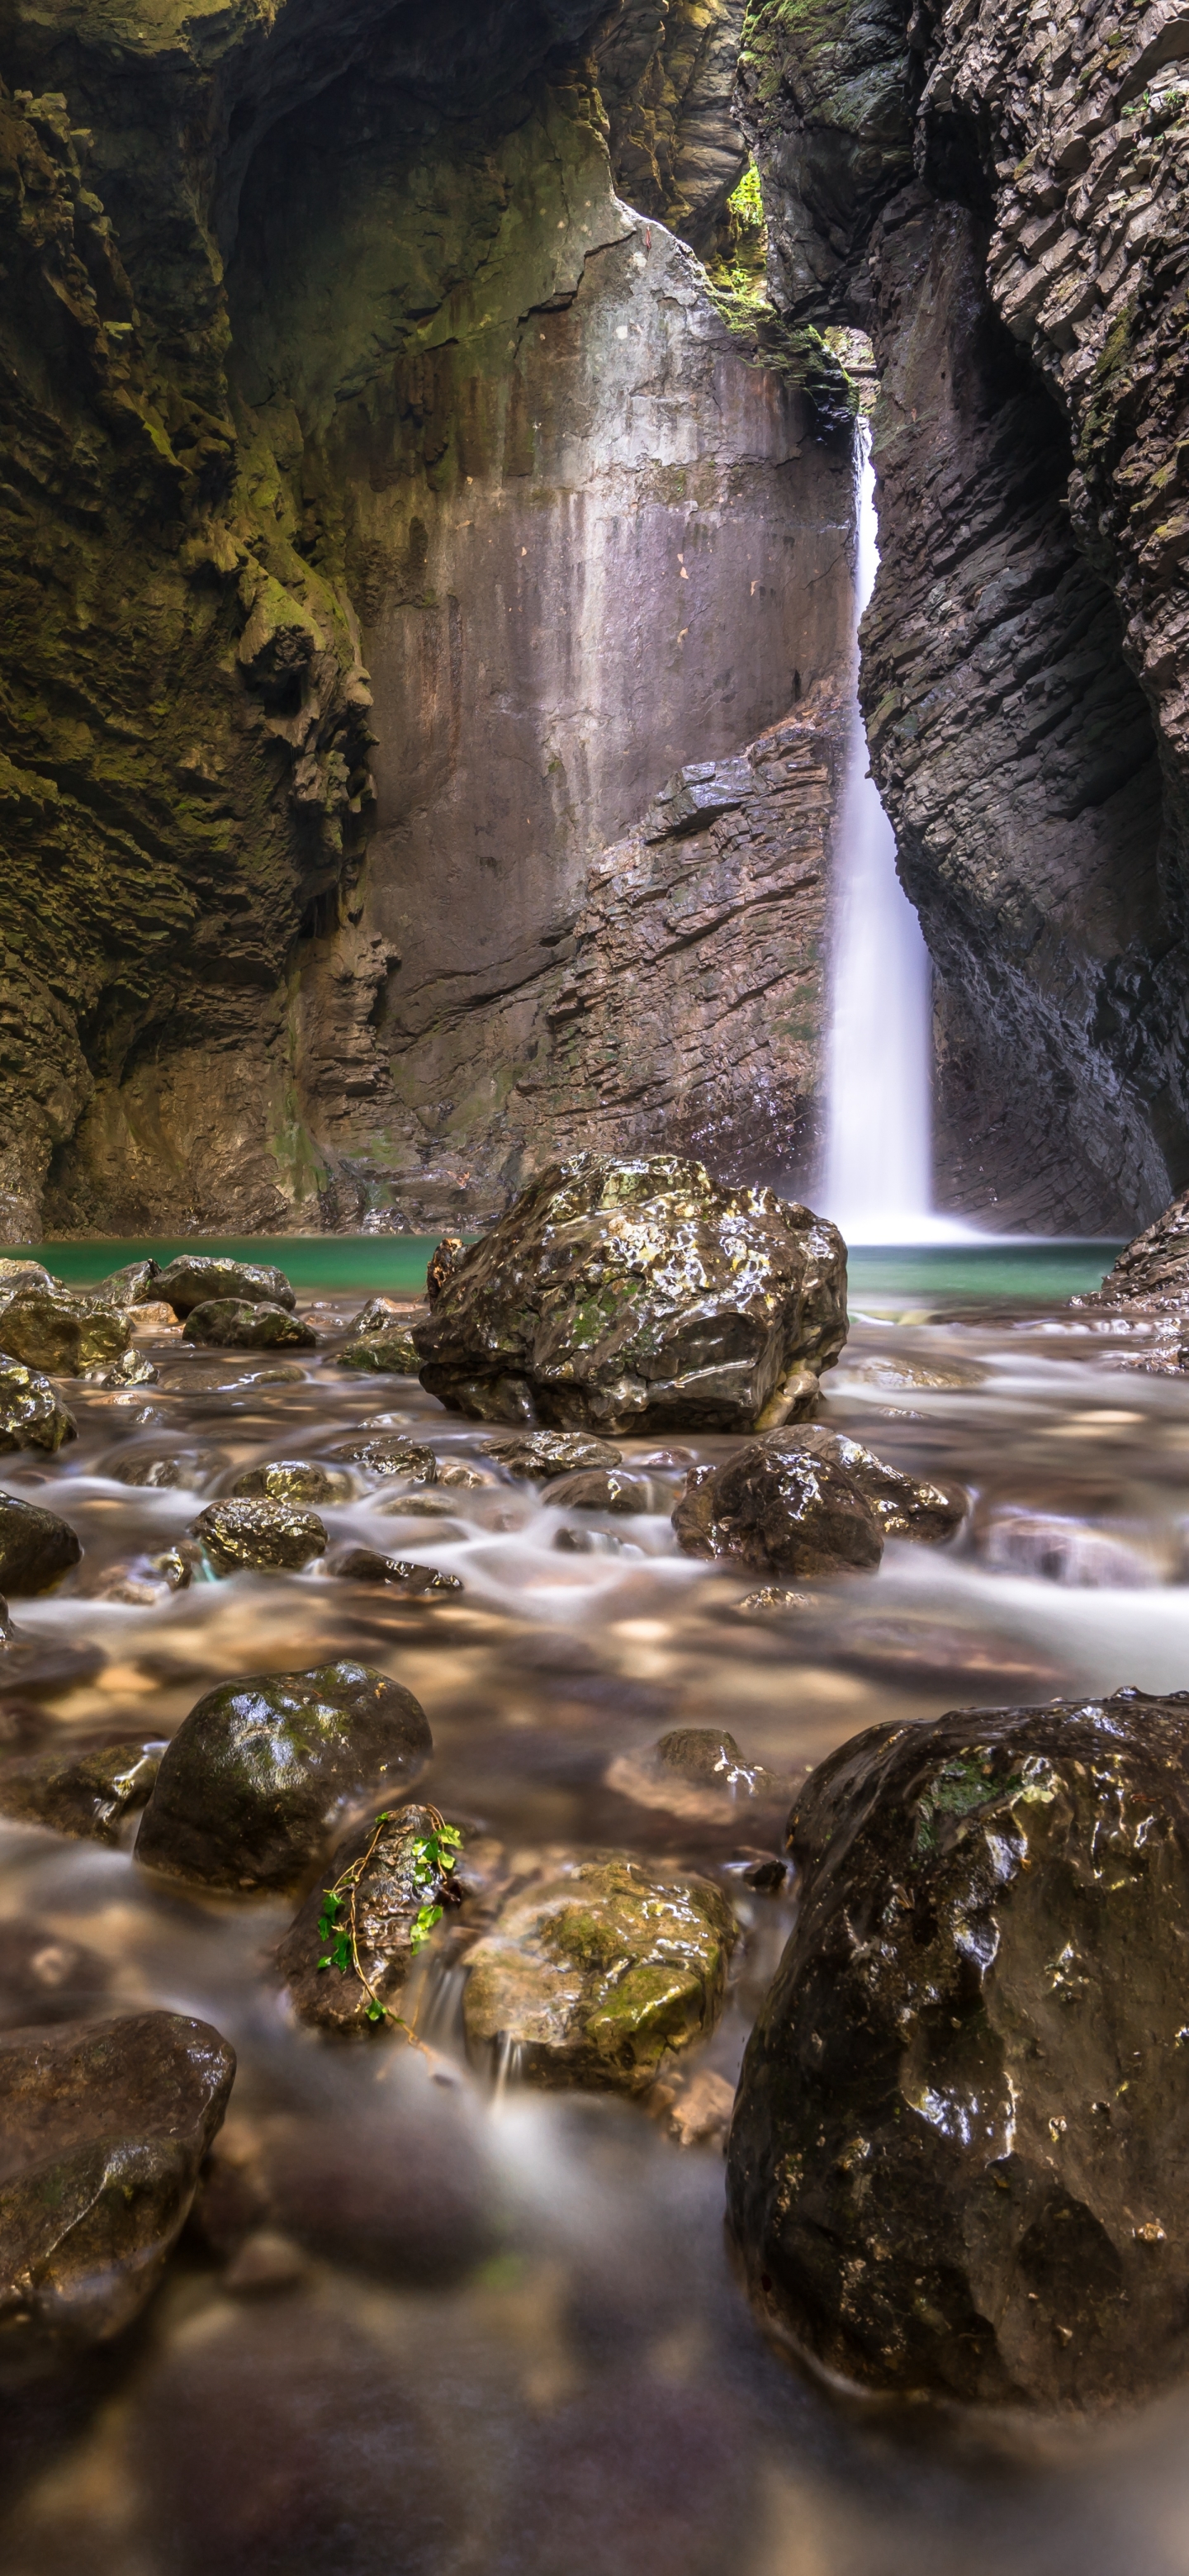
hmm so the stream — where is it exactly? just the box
[8,1237,1189,2576]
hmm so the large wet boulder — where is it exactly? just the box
[154,1257,296,1318]
[0,1286,132,1376]
[462,1852,736,2091]
[0,1737,164,1842]
[0,1494,82,1596]
[135,1661,433,1892]
[673,1428,961,1579]
[182,1300,319,1350]
[191,1499,328,1574]
[0,1358,76,1456]
[727,1688,1189,2410]
[278,1802,462,2032]
[0,2010,234,2369]
[412,1155,847,1433]
[335,1300,419,1374]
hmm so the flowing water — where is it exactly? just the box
[12,1238,1189,2575]
[822,424,957,1247]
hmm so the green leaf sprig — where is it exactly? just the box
[317,1803,463,2034]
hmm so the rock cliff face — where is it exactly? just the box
[742,0,1189,1230]
[0,0,851,1239]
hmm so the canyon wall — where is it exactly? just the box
[742,0,1189,1232]
[0,0,853,1239]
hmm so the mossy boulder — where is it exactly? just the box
[0,1738,164,1843]
[0,2011,234,2370]
[229,1460,352,1504]
[155,1259,296,1318]
[672,1428,961,1578]
[413,1155,847,1433]
[0,1359,76,1456]
[135,1660,432,1892]
[485,1431,623,1479]
[336,1301,419,1374]
[278,1802,462,2032]
[191,1500,328,1574]
[727,1689,1189,2410]
[0,1287,132,1376]
[182,1300,318,1350]
[462,1852,737,2091]
[0,1494,82,1596]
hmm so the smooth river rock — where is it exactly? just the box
[673,1427,962,1579]
[727,1688,1189,2410]
[463,1852,737,2092]
[228,1459,352,1503]
[413,1155,847,1433]
[485,1431,623,1480]
[278,1802,462,2032]
[0,1358,76,1456]
[191,1499,328,1574]
[0,1737,164,1842]
[0,2010,234,2370]
[135,1661,433,1892]
[182,1299,319,1350]
[0,1286,132,1376]
[329,1548,463,1595]
[328,1433,438,1483]
[335,1300,419,1374]
[0,1494,82,1596]
[155,1257,296,1317]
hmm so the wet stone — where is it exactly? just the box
[0,1357,76,1456]
[135,1660,432,1892]
[329,1547,464,1593]
[727,1688,1189,2410]
[0,1286,132,1376]
[182,1299,319,1350]
[0,1494,82,1597]
[650,1728,767,1792]
[191,1499,328,1574]
[335,1299,419,1374]
[674,1441,883,1579]
[93,1258,161,1307]
[414,1153,847,1433]
[93,1347,158,1389]
[228,1459,352,1504]
[426,1234,465,1301]
[154,1257,296,1318]
[0,1921,111,2032]
[0,1737,164,1842]
[0,2010,234,2371]
[462,1851,737,2093]
[277,1802,462,2031]
[543,1467,670,1513]
[327,1433,438,1482]
[485,1430,623,1480]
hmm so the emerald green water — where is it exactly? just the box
[18,1236,441,1294]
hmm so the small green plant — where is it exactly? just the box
[317,1804,462,2032]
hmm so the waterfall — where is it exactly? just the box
[822,421,962,1243]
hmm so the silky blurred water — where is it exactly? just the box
[7,1240,1189,2576]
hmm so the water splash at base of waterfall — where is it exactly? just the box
[822,421,973,1246]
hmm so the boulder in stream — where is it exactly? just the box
[0,1358,76,1456]
[328,1433,438,1482]
[0,2010,234,2370]
[335,1300,419,1374]
[413,1155,847,1432]
[191,1499,328,1574]
[154,1256,296,1317]
[135,1660,432,1892]
[673,1427,962,1579]
[727,1688,1189,2409]
[0,1286,132,1376]
[0,1737,164,1842]
[278,1802,462,2031]
[485,1430,623,1479]
[182,1299,319,1350]
[0,1494,82,1596]
[228,1459,352,1504]
[93,1258,162,1307]
[462,1851,736,2091]
[329,1547,463,1593]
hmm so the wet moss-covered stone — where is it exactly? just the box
[462,1851,737,2092]
[727,1689,1189,2410]
[413,1156,847,1433]
[182,1300,318,1350]
[328,1434,438,1482]
[335,1300,419,1374]
[229,1460,352,1503]
[94,1259,162,1308]
[329,1548,463,1593]
[485,1431,623,1479]
[0,1359,76,1456]
[278,1802,462,2032]
[673,1428,960,1577]
[0,1494,82,1597]
[155,1258,296,1318]
[0,1287,132,1376]
[0,1738,164,1843]
[191,1500,328,1574]
[0,2010,234,2369]
[135,1660,432,1892]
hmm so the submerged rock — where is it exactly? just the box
[278,1802,462,2031]
[608,1726,776,1817]
[462,1852,736,2092]
[673,1428,961,1579]
[485,1430,623,1479]
[0,1286,132,1376]
[135,1660,432,1892]
[182,1299,319,1350]
[155,1257,296,1318]
[335,1300,419,1374]
[0,1737,164,1842]
[0,1359,76,1456]
[0,1495,82,1596]
[0,1921,111,2032]
[191,1499,328,1574]
[0,2010,234,2370]
[328,1433,438,1482]
[413,1155,847,1433]
[727,1688,1189,2410]
[229,1459,352,1504]
[329,1548,463,1594]
[543,1467,669,1513]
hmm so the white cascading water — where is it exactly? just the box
[822,420,963,1243]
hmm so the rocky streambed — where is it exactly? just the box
[6,1177,1189,2569]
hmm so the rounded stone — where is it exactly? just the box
[229,1459,352,1503]
[542,1466,669,1513]
[0,1494,82,1597]
[0,1357,76,1456]
[191,1500,328,1573]
[182,1299,319,1349]
[154,1257,296,1317]
[485,1431,623,1479]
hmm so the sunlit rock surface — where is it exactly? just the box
[729,1689,1189,2409]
